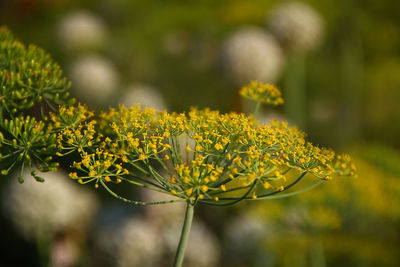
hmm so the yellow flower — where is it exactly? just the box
[201,185,209,193]
[263,182,271,189]
[240,81,284,105]
[186,188,193,196]
[69,172,78,179]
[214,143,223,151]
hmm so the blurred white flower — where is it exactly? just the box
[267,1,324,52]
[57,10,107,52]
[116,217,163,267]
[3,170,99,240]
[222,26,284,85]
[92,214,163,267]
[118,83,167,110]
[69,55,119,105]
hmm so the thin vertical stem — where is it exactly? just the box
[253,102,261,120]
[173,202,195,267]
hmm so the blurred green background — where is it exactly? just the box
[1,0,400,266]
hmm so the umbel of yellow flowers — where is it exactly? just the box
[60,98,355,206]
[60,89,354,267]
[0,27,355,267]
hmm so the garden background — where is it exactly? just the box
[1,0,400,266]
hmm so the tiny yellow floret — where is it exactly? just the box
[201,185,209,193]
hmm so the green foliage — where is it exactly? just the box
[0,26,73,182]
[0,26,73,119]
[0,116,59,182]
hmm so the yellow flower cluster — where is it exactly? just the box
[239,81,284,105]
[57,121,97,153]
[63,100,355,204]
[98,105,155,135]
[52,106,97,154]
[171,155,224,200]
[50,104,94,129]
[69,148,127,188]
[333,154,357,177]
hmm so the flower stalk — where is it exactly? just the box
[253,101,262,120]
[173,202,195,267]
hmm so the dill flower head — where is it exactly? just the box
[267,1,324,52]
[222,26,284,85]
[66,84,355,206]
[240,81,284,105]
[57,10,107,52]
[0,27,73,117]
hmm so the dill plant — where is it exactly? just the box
[0,27,356,267]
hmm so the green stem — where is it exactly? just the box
[100,180,184,205]
[253,101,261,120]
[251,180,324,200]
[173,202,195,267]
